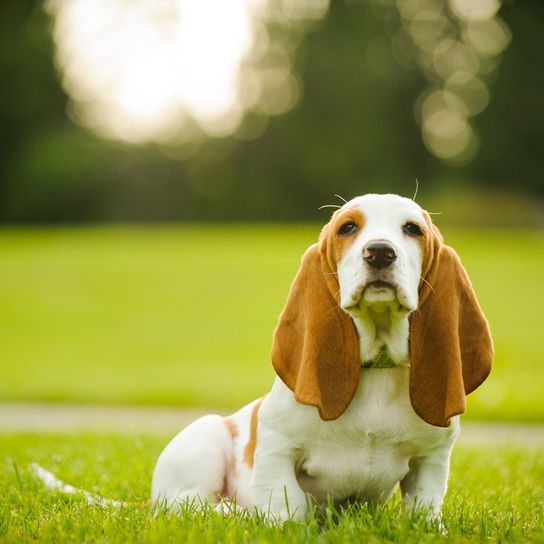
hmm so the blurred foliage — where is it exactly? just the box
[0,0,543,224]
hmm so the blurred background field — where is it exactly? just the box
[0,1,543,423]
[0,224,542,422]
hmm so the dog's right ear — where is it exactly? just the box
[271,239,360,421]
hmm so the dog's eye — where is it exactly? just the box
[338,222,358,236]
[403,222,423,237]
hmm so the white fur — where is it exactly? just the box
[337,195,424,363]
[152,193,459,521]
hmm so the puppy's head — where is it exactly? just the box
[271,193,493,427]
[329,194,426,315]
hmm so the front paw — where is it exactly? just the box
[404,497,446,534]
[416,506,447,535]
[426,511,447,536]
[258,500,307,525]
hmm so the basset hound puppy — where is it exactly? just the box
[152,193,493,521]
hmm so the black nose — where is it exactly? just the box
[363,242,397,269]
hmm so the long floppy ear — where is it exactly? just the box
[271,239,360,421]
[409,221,493,427]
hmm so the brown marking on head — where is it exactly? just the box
[271,202,493,427]
[243,397,265,468]
[417,210,443,292]
[322,207,366,267]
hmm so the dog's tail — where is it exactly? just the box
[31,463,127,508]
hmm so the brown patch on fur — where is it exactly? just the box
[223,417,238,440]
[324,207,366,263]
[411,212,433,274]
[220,416,240,496]
[271,204,493,427]
[418,210,442,282]
[243,397,265,468]
[214,474,229,502]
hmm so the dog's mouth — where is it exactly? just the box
[343,280,397,309]
[361,279,398,303]
[366,280,418,313]
[365,280,395,291]
[342,279,415,315]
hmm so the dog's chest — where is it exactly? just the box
[293,368,449,503]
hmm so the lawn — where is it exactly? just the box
[1,433,543,543]
[0,225,543,421]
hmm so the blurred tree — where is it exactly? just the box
[0,0,542,223]
[471,0,544,194]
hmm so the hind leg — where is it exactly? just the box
[152,414,232,510]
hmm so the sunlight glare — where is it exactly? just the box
[45,0,329,145]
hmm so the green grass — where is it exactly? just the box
[0,225,543,421]
[1,433,543,543]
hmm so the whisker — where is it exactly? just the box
[419,275,436,294]
[334,194,348,204]
[412,178,419,201]
[318,204,342,210]
[322,306,340,319]
[427,211,442,215]
[321,298,346,319]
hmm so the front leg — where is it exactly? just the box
[400,445,454,519]
[252,425,307,522]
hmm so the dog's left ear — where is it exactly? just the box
[409,216,494,427]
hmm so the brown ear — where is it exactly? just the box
[409,228,494,427]
[271,241,360,420]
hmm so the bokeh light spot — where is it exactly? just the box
[387,0,510,162]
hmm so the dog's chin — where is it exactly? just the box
[362,280,397,304]
[342,280,415,314]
